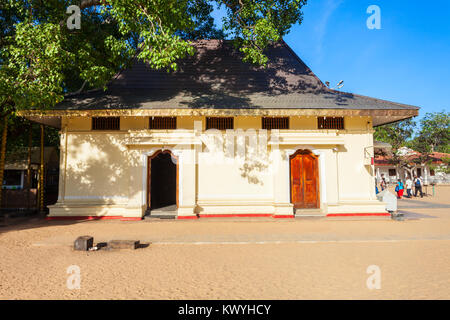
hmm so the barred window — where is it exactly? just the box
[92,117,120,130]
[149,117,177,129]
[262,117,289,130]
[3,170,23,188]
[388,169,396,176]
[206,117,234,130]
[317,117,344,129]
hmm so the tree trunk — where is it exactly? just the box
[0,116,8,208]
[406,167,413,180]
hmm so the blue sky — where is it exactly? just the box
[212,0,450,122]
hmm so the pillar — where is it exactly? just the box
[272,147,294,217]
[27,124,32,209]
[176,146,198,218]
[39,124,45,214]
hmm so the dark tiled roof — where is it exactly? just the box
[57,40,419,111]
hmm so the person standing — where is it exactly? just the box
[380,174,387,191]
[395,179,404,199]
[405,176,413,198]
[414,175,423,198]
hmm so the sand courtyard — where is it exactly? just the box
[0,185,449,300]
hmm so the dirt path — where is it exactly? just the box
[1,186,449,299]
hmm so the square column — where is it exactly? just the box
[272,147,294,217]
[176,147,198,219]
[124,149,145,219]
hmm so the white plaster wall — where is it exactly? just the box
[63,132,131,204]
[337,132,375,201]
[197,132,273,204]
[50,115,386,217]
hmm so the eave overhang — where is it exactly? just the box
[19,107,419,129]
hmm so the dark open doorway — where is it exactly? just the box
[147,150,178,212]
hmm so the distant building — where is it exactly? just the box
[374,146,449,185]
[2,147,59,208]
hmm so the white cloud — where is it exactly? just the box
[314,0,344,62]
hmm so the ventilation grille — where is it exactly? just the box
[149,117,177,129]
[206,117,234,130]
[318,117,344,129]
[262,117,289,129]
[92,117,120,130]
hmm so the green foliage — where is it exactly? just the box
[1,117,59,155]
[442,157,450,174]
[409,111,450,154]
[428,157,450,175]
[443,157,450,166]
[178,0,226,39]
[1,22,72,113]
[2,0,308,97]
[374,118,416,152]
[0,0,309,156]
[221,0,307,66]
[375,112,450,156]
[375,113,449,172]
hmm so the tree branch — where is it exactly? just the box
[80,0,106,10]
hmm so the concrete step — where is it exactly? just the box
[294,208,325,217]
[145,205,177,219]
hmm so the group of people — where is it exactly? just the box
[377,174,424,199]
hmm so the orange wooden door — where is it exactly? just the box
[290,151,320,209]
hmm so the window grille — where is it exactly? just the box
[317,117,344,129]
[92,117,120,130]
[205,117,234,130]
[149,117,177,129]
[262,117,289,129]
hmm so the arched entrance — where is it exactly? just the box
[289,150,320,209]
[147,150,178,212]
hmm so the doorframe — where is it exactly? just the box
[147,149,179,210]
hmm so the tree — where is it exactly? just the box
[375,112,450,181]
[0,20,71,205]
[428,157,450,176]
[409,111,450,154]
[1,0,309,205]
[2,0,309,97]
[374,118,417,179]
[374,118,416,152]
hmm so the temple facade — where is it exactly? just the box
[22,40,419,220]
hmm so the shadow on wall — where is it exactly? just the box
[0,134,144,235]
[65,133,142,206]
[201,131,270,186]
[239,160,269,185]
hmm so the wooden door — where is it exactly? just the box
[290,150,320,209]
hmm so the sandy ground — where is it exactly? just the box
[0,186,449,300]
